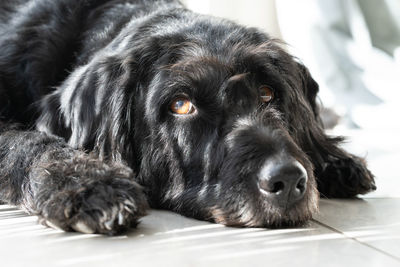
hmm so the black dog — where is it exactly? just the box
[0,0,376,235]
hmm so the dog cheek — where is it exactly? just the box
[173,126,194,159]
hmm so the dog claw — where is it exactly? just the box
[72,221,95,234]
[124,205,133,213]
[104,219,114,231]
[118,212,124,225]
[124,199,137,211]
[64,207,72,219]
[45,220,64,231]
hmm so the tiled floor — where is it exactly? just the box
[1,128,399,267]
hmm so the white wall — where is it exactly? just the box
[180,0,282,39]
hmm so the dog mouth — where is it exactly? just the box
[208,178,319,228]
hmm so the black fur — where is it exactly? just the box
[0,0,376,234]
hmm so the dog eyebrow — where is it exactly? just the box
[162,56,232,72]
[227,73,249,82]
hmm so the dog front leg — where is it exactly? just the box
[316,151,376,198]
[304,130,376,198]
[0,127,148,235]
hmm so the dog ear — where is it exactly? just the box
[36,52,138,163]
[294,62,376,197]
[36,31,179,165]
[296,62,321,122]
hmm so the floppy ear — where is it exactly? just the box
[36,51,137,164]
[295,62,376,198]
[296,62,321,120]
[36,31,174,166]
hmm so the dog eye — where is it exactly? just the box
[259,86,274,103]
[170,97,195,115]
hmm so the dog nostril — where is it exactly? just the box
[271,181,285,193]
[258,179,285,193]
[259,179,286,194]
[296,177,306,193]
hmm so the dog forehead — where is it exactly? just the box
[155,41,291,107]
[168,56,230,78]
[165,54,258,87]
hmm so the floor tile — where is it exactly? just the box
[315,198,400,260]
[1,205,399,267]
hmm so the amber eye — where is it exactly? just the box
[170,97,195,115]
[259,86,274,103]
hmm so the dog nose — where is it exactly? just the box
[258,159,308,208]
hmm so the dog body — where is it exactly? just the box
[0,0,375,234]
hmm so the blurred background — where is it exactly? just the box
[181,0,400,197]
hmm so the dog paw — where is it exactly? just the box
[38,178,148,235]
[32,155,149,235]
[318,156,376,198]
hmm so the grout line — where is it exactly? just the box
[312,219,400,262]
[360,197,400,199]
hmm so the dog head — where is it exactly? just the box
[139,41,323,226]
[38,14,326,227]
